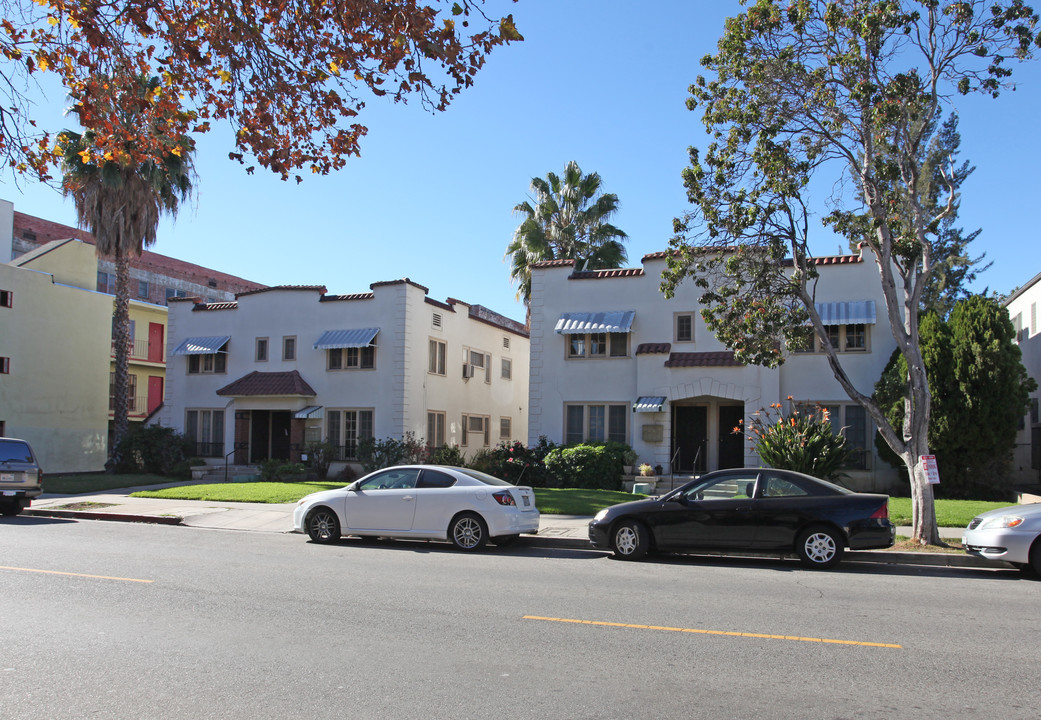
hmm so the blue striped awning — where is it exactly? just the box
[554,311,635,334]
[313,328,379,350]
[633,396,666,413]
[294,406,324,420]
[171,336,230,355]
[814,301,876,326]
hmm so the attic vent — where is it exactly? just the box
[502,336,510,350]
[208,279,218,288]
[432,313,443,329]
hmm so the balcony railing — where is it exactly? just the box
[108,394,153,416]
[110,338,165,363]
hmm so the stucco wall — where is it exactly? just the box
[1007,273,1041,483]
[0,263,111,472]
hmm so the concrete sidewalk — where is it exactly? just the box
[22,484,1000,569]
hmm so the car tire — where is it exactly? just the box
[1029,539,1041,575]
[612,519,650,560]
[493,534,520,547]
[0,502,21,517]
[796,525,844,569]
[305,507,340,543]
[449,513,488,551]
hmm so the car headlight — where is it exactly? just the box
[593,508,610,522]
[978,515,1024,530]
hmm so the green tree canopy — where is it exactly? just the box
[506,161,628,305]
[875,296,1035,498]
[660,0,1040,544]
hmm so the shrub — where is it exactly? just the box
[357,432,429,472]
[259,460,308,481]
[304,441,336,479]
[543,443,623,490]
[739,400,853,481]
[430,444,465,467]
[466,438,558,486]
[115,425,195,477]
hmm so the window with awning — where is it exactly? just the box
[633,397,666,413]
[554,311,635,334]
[171,335,231,355]
[313,328,380,349]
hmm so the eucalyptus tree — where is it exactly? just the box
[661,0,1040,544]
[507,161,628,305]
[59,75,194,465]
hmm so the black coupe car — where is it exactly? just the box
[588,468,894,568]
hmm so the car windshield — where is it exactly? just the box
[456,468,514,486]
[0,440,33,463]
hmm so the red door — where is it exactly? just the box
[148,322,165,363]
[147,376,164,414]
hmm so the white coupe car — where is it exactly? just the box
[293,465,540,551]
[963,502,1041,573]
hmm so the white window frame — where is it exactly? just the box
[429,338,447,376]
[255,337,268,363]
[564,403,628,444]
[675,312,695,343]
[282,335,296,361]
[567,332,629,359]
[326,408,374,461]
[501,357,512,380]
[427,410,446,447]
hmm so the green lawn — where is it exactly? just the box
[50,472,1019,524]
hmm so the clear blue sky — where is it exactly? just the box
[6,0,1040,323]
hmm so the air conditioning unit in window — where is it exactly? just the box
[462,363,475,379]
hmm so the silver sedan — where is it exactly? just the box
[963,502,1041,572]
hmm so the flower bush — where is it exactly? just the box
[738,399,853,481]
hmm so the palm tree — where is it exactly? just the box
[506,161,628,305]
[58,76,194,468]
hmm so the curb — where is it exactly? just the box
[23,508,182,525]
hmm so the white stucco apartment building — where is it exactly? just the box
[158,279,529,470]
[527,247,903,492]
[1007,271,1041,483]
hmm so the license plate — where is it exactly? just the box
[2,490,16,496]
[522,496,530,507]
[0,473,14,483]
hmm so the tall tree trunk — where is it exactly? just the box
[108,247,131,471]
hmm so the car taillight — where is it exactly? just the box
[870,501,888,520]
[492,490,516,506]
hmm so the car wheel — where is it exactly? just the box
[449,513,488,551]
[0,502,21,517]
[796,526,844,569]
[1029,539,1041,575]
[305,507,340,543]
[494,534,520,547]
[612,519,650,560]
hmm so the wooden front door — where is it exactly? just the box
[672,406,707,473]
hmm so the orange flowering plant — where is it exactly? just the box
[736,397,854,481]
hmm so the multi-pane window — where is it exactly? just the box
[97,271,116,294]
[137,280,150,299]
[328,342,376,370]
[185,409,225,457]
[0,289,12,308]
[465,348,491,383]
[282,336,296,361]
[428,339,447,375]
[427,411,446,447]
[165,287,187,303]
[675,313,694,343]
[567,333,628,359]
[501,357,512,380]
[799,402,869,470]
[460,413,490,447]
[791,325,870,353]
[187,342,228,374]
[109,372,139,412]
[500,417,512,441]
[255,337,268,362]
[327,409,374,461]
[564,404,627,444]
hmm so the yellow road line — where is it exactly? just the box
[0,565,153,584]
[523,615,901,649]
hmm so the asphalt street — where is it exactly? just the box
[1,517,1038,719]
